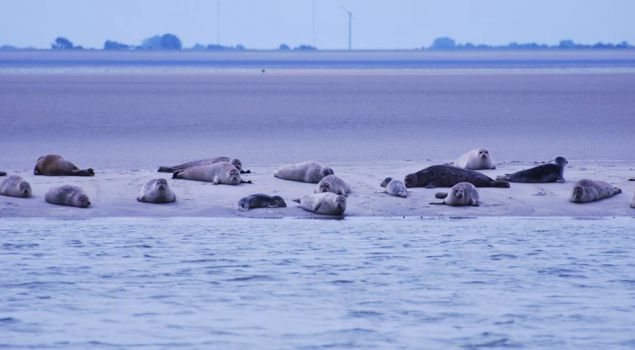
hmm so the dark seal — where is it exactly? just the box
[0,171,6,177]
[404,164,510,188]
[34,154,94,176]
[238,194,286,211]
[496,157,567,183]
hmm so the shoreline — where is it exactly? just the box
[2,161,634,219]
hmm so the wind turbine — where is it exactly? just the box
[341,7,352,51]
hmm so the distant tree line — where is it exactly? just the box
[0,34,632,51]
[426,37,633,51]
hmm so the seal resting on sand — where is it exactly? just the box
[137,179,176,204]
[34,154,94,176]
[238,194,286,211]
[569,179,621,204]
[431,182,479,206]
[0,175,32,198]
[453,148,496,170]
[630,192,635,209]
[404,165,509,188]
[293,192,346,216]
[173,161,251,185]
[315,175,351,195]
[380,177,408,198]
[496,157,568,183]
[45,185,91,208]
[274,161,334,183]
[158,157,250,174]
[0,171,6,177]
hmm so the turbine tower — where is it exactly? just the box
[216,2,221,45]
[342,7,352,51]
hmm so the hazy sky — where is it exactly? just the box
[1,0,634,49]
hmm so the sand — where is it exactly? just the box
[1,160,634,218]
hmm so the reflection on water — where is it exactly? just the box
[1,217,634,349]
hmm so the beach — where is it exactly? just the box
[1,52,635,218]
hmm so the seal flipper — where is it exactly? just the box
[241,179,253,184]
[613,187,622,195]
[429,202,446,206]
[491,181,510,188]
[158,166,174,173]
[435,192,449,199]
[629,178,635,182]
[240,169,251,174]
[172,171,183,179]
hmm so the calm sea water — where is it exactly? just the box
[1,217,634,349]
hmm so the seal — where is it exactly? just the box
[158,157,250,174]
[173,161,251,185]
[137,178,176,204]
[0,171,6,177]
[293,192,346,216]
[34,154,94,176]
[315,175,351,195]
[431,182,479,206]
[380,177,408,198]
[496,157,568,183]
[569,179,621,204]
[0,175,32,198]
[238,194,286,211]
[454,148,495,170]
[274,161,334,183]
[630,192,635,209]
[45,185,91,208]
[404,164,509,188]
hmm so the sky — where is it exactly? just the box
[1,0,634,50]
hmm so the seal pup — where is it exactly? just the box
[293,192,346,216]
[315,175,351,195]
[173,161,251,185]
[453,148,496,170]
[380,177,408,198]
[158,157,250,174]
[0,175,32,198]
[34,154,94,176]
[496,157,567,183]
[0,171,6,177]
[274,161,334,183]
[431,182,479,206]
[137,178,176,204]
[238,194,286,211]
[45,185,91,208]
[404,165,509,188]
[569,179,621,204]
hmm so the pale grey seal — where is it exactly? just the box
[404,165,509,188]
[569,179,621,204]
[431,182,479,206]
[380,177,408,198]
[173,161,251,185]
[137,178,176,204]
[34,154,94,176]
[45,185,91,208]
[274,161,334,183]
[496,157,568,183]
[315,175,351,195]
[453,148,496,170]
[0,175,32,198]
[293,192,346,216]
[158,157,250,174]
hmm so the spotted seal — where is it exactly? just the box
[404,164,509,188]
[0,175,32,198]
[569,179,621,204]
[431,182,479,206]
[173,161,251,185]
[45,185,91,208]
[238,194,286,211]
[315,175,351,195]
[496,157,568,183]
[380,177,408,198]
[293,192,346,216]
